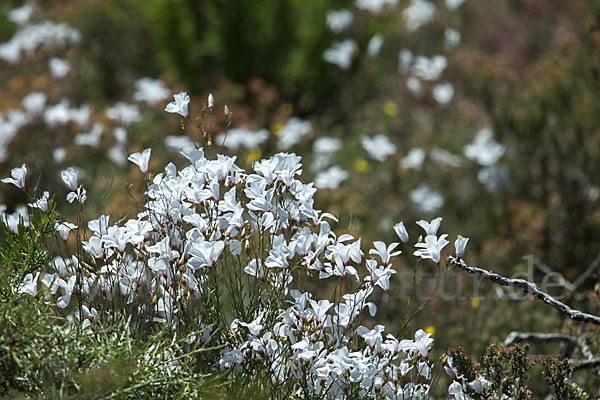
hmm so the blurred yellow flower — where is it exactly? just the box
[383,101,398,117]
[471,297,480,308]
[246,149,262,163]
[271,122,283,136]
[354,158,370,172]
[425,325,435,335]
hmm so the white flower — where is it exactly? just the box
[49,57,71,79]
[410,184,444,213]
[398,48,414,73]
[449,381,473,400]
[208,93,214,109]
[8,3,33,25]
[369,241,401,265]
[393,221,409,243]
[314,166,348,189]
[128,148,152,174]
[28,191,50,213]
[314,136,342,154]
[18,272,40,296]
[55,222,77,241]
[433,82,454,104]
[323,39,356,71]
[2,206,29,233]
[165,91,190,117]
[312,137,342,171]
[445,0,466,10]
[113,127,128,146]
[356,0,398,14]
[469,377,491,394]
[364,259,396,291]
[277,117,311,150]
[444,28,461,51]
[367,34,384,57]
[74,123,103,147]
[189,241,225,269]
[22,92,47,115]
[326,9,353,34]
[217,127,269,151]
[164,135,196,153]
[309,299,333,323]
[403,0,436,32]
[445,356,462,380]
[244,259,265,281]
[0,22,80,64]
[357,324,385,351]
[401,147,426,169]
[464,128,505,166]
[106,102,140,125]
[416,217,442,236]
[68,104,91,126]
[57,275,76,308]
[411,55,447,81]
[88,215,110,237]
[2,163,27,189]
[239,313,264,337]
[61,167,78,191]
[478,164,508,191]
[455,235,469,258]
[361,134,396,161]
[66,187,87,204]
[102,226,130,253]
[133,78,170,105]
[406,76,424,98]
[108,146,128,166]
[401,329,434,358]
[413,234,449,264]
[43,100,70,126]
[53,148,66,164]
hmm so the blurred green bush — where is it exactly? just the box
[142,0,346,110]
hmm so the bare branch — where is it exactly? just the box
[571,358,600,370]
[503,331,576,347]
[447,256,600,326]
[576,334,594,361]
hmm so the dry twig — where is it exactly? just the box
[447,256,600,326]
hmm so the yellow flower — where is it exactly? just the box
[383,101,398,117]
[246,149,262,163]
[354,158,370,172]
[271,122,283,136]
[425,325,435,335]
[471,297,481,308]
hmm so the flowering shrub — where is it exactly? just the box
[1,0,600,396]
[4,122,471,397]
[444,345,591,400]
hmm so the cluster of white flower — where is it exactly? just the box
[0,21,81,63]
[216,127,269,151]
[222,302,435,398]
[2,90,474,397]
[0,3,178,170]
[361,134,397,162]
[464,127,508,191]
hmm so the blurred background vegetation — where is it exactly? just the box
[1,0,600,396]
